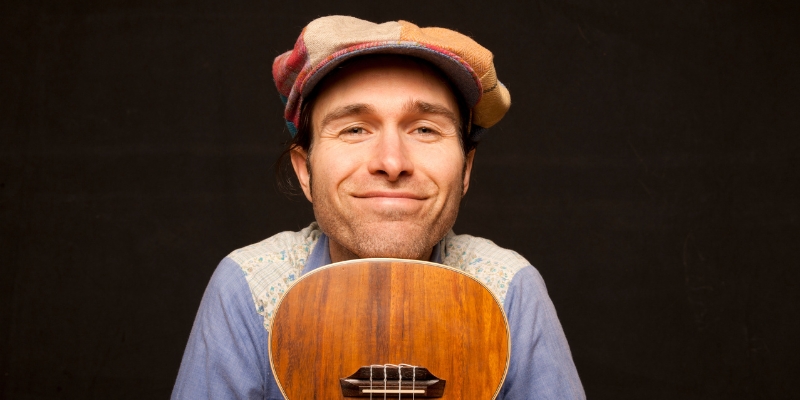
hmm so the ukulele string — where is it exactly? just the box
[369,364,385,400]
[397,365,401,400]
[382,364,401,400]
[370,363,421,399]
[383,365,388,400]
[398,363,417,400]
[412,365,416,400]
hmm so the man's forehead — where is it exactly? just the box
[311,57,462,128]
[316,100,460,130]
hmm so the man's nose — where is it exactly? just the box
[367,131,414,181]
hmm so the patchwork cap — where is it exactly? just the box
[273,15,511,139]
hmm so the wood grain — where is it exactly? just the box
[269,259,510,399]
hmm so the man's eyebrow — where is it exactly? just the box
[319,103,376,128]
[403,100,460,129]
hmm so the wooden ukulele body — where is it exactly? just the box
[269,259,510,399]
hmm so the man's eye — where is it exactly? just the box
[415,127,437,134]
[342,127,365,135]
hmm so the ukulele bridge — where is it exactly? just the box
[339,365,445,398]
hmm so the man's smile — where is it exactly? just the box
[352,190,428,200]
[350,191,429,212]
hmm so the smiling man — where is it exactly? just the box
[293,56,471,263]
[173,16,585,399]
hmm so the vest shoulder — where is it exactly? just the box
[442,232,531,303]
[226,223,322,332]
[227,223,322,269]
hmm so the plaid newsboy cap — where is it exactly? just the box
[272,15,511,139]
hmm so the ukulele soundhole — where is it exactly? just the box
[340,365,445,398]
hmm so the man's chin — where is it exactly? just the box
[352,246,431,261]
[342,223,440,261]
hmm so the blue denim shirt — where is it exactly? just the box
[172,232,584,399]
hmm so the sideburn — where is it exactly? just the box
[305,148,313,198]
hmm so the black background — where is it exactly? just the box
[2,1,799,399]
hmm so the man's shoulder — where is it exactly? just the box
[224,223,323,332]
[442,232,532,304]
[227,222,322,269]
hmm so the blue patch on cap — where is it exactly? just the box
[469,124,488,142]
[286,121,298,137]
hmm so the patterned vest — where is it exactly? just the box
[227,222,530,332]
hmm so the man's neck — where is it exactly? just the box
[328,237,434,263]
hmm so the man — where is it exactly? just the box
[173,16,585,399]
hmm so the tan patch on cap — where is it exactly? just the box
[473,69,512,128]
[398,21,492,68]
[398,20,510,128]
[304,16,401,68]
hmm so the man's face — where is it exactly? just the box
[290,57,475,262]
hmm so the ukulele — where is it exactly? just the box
[269,258,510,399]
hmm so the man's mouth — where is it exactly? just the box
[353,191,427,200]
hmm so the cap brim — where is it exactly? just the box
[300,42,482,109]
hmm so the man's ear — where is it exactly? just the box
[289,146,313,202]
[462,149,476,196]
